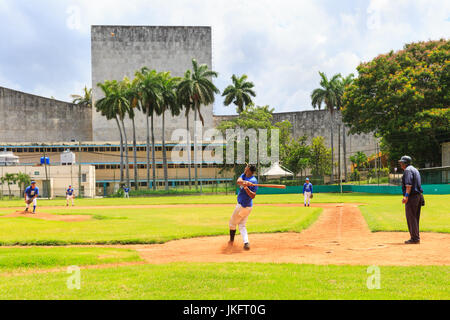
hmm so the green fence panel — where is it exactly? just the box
[348,185,402,194]
[237,184,450,195]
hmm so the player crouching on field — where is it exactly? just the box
[229,164,258,251]
[66,185,75,207]
[24,181,39,214]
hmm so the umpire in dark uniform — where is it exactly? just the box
[399,156,424,244]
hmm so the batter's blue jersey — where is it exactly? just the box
[67,188,74,196]
[237,173,258,207]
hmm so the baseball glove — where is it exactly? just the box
[26,199,33,204]
[310,194,313,199]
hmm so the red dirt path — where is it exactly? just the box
[122,203,450,266]
[0,211,91,222]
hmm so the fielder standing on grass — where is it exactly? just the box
[123,186,130,198]
[24,181,39,214]
[303,177,313,207]
[66,185,75,207]
[228,164,258,251]
[399,155,424,244]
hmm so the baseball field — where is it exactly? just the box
[0,193,448,300]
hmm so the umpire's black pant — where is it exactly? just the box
[405,193,423,242]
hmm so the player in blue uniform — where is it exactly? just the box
[66,185,75,206]
[24,181,39,214]
[228,164,258,250]
[123,186,130,198]
[303,178,313,207]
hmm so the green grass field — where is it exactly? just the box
[0,193,448,299]
[0,263,448,300]
[0,206,322,245]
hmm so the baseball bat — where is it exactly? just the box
[253,184,286,189]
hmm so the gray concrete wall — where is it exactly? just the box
[0,86,92,143]
[215,109,379,177]
[91,25,213,142]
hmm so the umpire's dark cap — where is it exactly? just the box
[398,155,412,165]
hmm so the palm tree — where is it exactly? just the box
[158,72,181,191]
[311,71,341,183]
[177,59,219,189]
[336,73,354,181]
[177,72,194,189]
[222,74,256,113]
[123,77,141,190]
[71,86,92,108]
[96,80,130,186]
[135,68,162,190]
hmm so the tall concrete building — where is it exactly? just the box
[0,86,92,143]
[91,25,214,142]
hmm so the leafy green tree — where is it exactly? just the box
[222,74,256,114]
[309,136,332,177]
[311,72,342,182]
[17,172,31,196]
[217,105,279,178]
[177,59,219,189]
[349,151,368,170]
[1,173,18,198]
[282,135,312,178]
[71,86,92,108]
[342,39,450,167]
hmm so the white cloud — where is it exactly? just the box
[1,0,449,112]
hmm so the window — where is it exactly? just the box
[81,174,87,183]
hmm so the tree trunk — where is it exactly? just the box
[151,114,156,191]
[193,107,198,190]
[146,108,150,189]
[186,112,192,189]
[121,119,130,188]
[115,117,124,184]
[132,118,138,190]
[162,110,169,191]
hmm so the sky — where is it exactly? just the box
[0,0,449,115]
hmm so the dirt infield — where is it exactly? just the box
[125,203,450,266]
[0,211,92,222]
[0,203,448,267]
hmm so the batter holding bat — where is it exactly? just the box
[24,181,39,214]
[228,164,258,251]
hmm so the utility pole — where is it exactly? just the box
[342,125,347,182]
[43,146,49,198]
[338,124,342,193]
[376,143,380,186]
[78,141,82,198]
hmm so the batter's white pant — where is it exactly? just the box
[229,204,253,244]
[66,195,74,205]
[304,192,312,205]
[124,192,129,198]
[25,196,37,208]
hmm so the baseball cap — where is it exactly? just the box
[31,181,36,184]
[306,178,310,181]
[398,156,412,165]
